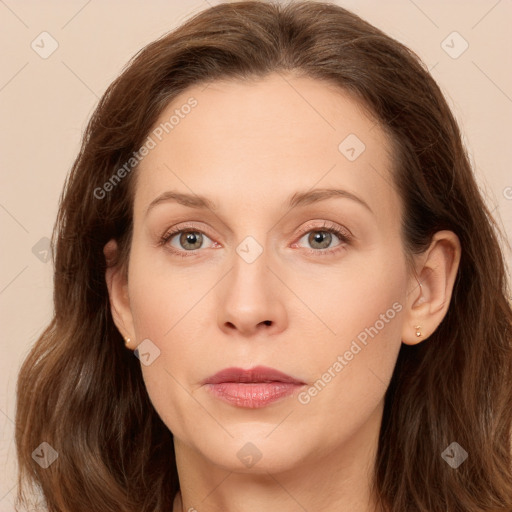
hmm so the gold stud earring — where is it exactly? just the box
[414,326,422,338]
[124,337,131,347]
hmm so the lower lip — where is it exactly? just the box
[205,382,304,408]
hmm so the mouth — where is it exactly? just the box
[202,366,306,409]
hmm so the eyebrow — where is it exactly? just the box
[288,188,372,213]
[145,187,373,217]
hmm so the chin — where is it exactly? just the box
[189,426,315,474]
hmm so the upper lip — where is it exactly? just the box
[203,365,305,385]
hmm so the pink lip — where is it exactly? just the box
[203,366,306,409]
[203,366,304,385]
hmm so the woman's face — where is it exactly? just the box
[114,73,417,473]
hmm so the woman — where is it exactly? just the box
[15,1,512,511]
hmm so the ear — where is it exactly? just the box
[104,239,135,350]
[401,230,461,345]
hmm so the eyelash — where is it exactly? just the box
[159,221,352,259]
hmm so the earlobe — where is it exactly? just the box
[104,239,135,349]
[401,230,461,345]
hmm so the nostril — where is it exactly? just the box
[262,320,272,326]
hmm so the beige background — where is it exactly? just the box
[1,0,511,509]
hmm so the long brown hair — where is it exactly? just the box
[15,1,512,511]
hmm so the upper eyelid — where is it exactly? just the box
[296,220,351,237]
[163,221,350,247]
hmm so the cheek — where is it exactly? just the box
[126,241,212,340]
[126,266,205,438]
[292,244,407,349]
[294,249,406,432]
[125,249,223,434]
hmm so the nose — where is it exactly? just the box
[217,249,288,338]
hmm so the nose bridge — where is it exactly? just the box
[217,234,287,335]
[228,239,273,310]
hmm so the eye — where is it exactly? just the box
[293,222,352,254]
[160,227,216,255]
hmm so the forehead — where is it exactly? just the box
[133,73,399,222]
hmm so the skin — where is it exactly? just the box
[105,72,461,512]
